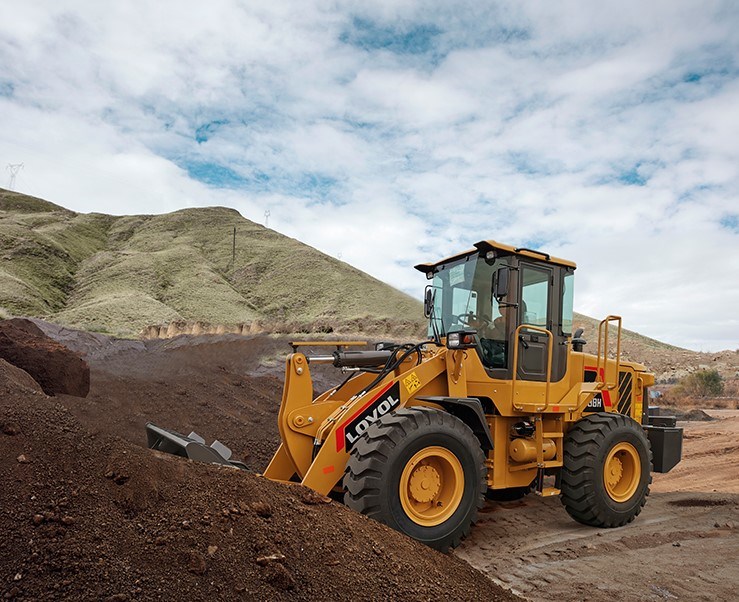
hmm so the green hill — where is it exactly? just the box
[3,187,734,382]
[0,188,424,336]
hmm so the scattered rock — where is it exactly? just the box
[263,563,296,591]
[207,545,218,557]
[16,455,29,464]
[187,551,206,575]
[256,553,286,566]
[32,514,44,526]
[298,487,332,505]
[61,516,75,526]
[250,501,273,518]
[1,422,20,436]
[105,470,129,485]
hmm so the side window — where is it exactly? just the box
[562,272,574,335]
[520,266,550,327]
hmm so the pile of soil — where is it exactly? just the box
[0,376,518,601]
[0,319,89,397]
[54,333,292,472]
[673,408,716,421]
[39,322,384,472]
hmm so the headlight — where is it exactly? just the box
[446,330,477,349]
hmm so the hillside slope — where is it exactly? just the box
[2,188,735,379]
[0,189,423,336]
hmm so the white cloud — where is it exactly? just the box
[1,0,738,351]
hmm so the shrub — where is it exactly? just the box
[674,369,724,398]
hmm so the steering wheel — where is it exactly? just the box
[454,311,476,326]
[454,312,493,330]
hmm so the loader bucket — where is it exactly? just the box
[145,422,247,470]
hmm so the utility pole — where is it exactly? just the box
[264,209,270,229]
[232,226,236,269]
[6,163,23,190]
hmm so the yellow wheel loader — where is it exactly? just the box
[147,240,683,551]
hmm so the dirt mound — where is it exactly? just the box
[0,384,517,601]
[0,319,89,397]
[48,329,372,472]
[672,408,716,421]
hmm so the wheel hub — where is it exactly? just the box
[606,456,624,488]
[409,465,441,503]
[603,442,641,503]
[399,446,465,527]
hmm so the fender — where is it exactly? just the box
[416,396,494,451]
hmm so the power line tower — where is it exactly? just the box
[6,163,23,190]
[264,209,271,228]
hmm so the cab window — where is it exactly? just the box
[520,266,550,327]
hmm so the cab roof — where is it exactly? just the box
[413,240,577,273]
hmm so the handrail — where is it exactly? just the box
[596,316,622,390]
[511,324,554,412]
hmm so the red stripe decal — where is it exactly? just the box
[585,365,612,407]
[335,382,395,453]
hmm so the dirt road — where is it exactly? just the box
[456,411,739,602]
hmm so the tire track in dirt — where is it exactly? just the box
[456,411,739,602]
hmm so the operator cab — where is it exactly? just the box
[415,240,576,383]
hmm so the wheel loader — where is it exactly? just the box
[147,240,683,551]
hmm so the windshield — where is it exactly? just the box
[428,253,507,337]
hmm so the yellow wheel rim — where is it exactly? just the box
[399,446,464,527]
[603,442,641,503]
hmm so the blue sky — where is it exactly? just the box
[1,1,738,351]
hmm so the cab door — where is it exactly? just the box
[516,263,554,382]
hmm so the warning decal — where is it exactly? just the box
[403,372,421,395]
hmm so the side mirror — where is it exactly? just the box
[423,286,433,318]
[571,327,586,352]
[493,267,509,300]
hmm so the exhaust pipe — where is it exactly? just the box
[145,422,247,470]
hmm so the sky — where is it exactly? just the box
[1,1,738,352]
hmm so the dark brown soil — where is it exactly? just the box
[0,323,519,602]
[0,319,89,397]
[56,334,291,472]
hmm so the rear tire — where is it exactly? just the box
[561,412,652,527]
[344,407,485,551]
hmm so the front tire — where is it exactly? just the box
[561,412,652,527]
[344,407,486,551]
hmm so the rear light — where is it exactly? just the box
[446,330,478,349]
